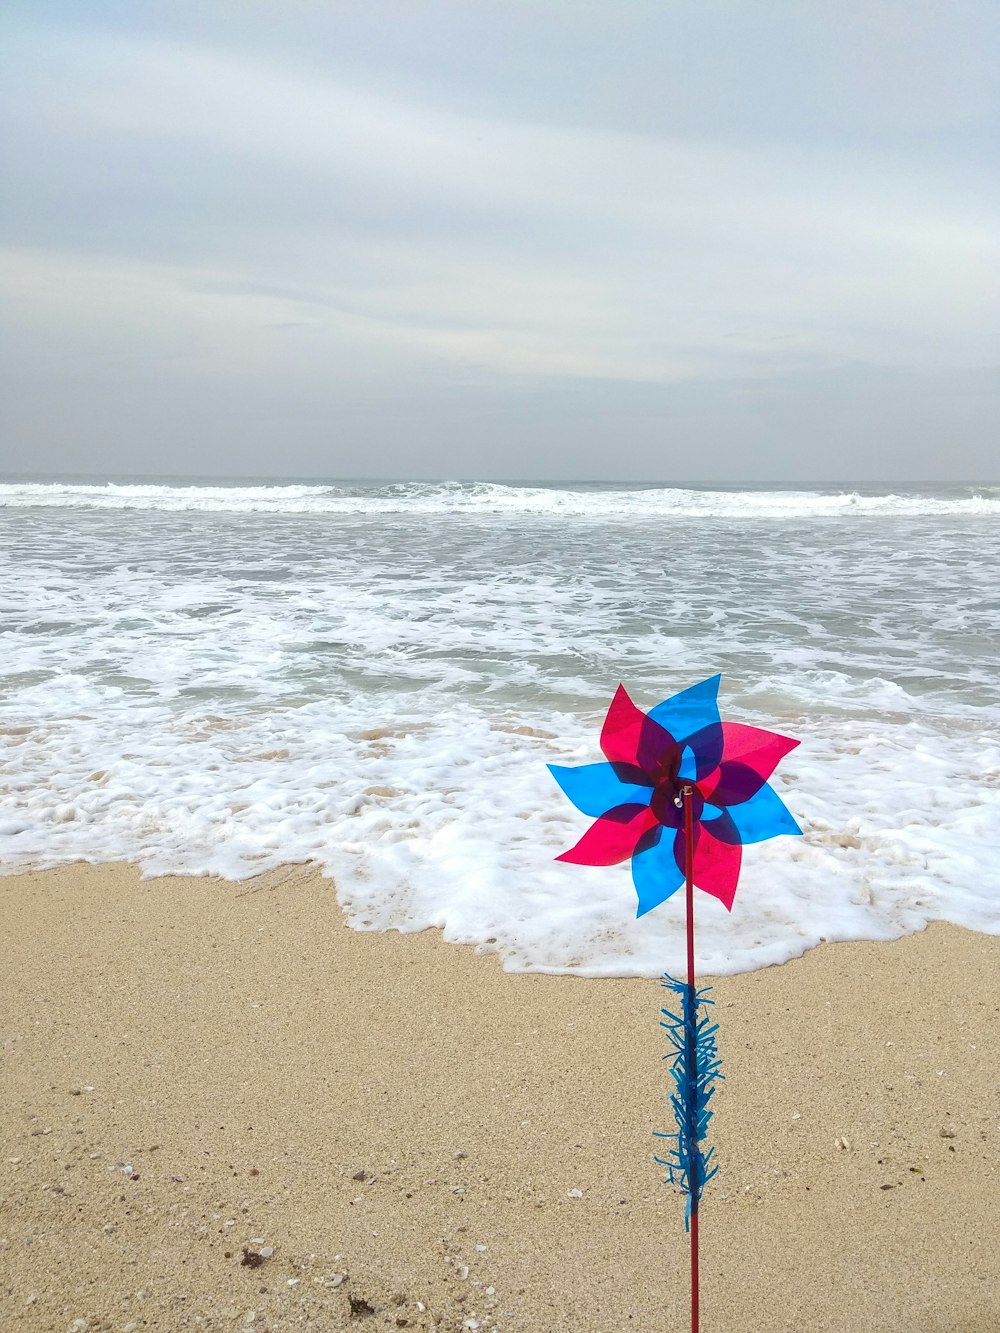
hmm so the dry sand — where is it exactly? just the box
[1,863,997,1333]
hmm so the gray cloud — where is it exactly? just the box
[1,2,997,480]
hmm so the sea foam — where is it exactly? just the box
[2,478,999,518]
[1,479,997,975]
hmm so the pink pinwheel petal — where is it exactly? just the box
[556,803,659,867]
[700,722,799,805]
[719,721,799,774]
[600,684,648,765]
[600,684,678,779]
[692,823,743,911]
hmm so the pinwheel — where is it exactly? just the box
[549,674,800,915]
[549,675,801,1333]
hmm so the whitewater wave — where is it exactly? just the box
[2,479,998,518]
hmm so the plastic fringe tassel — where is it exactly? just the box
[654,974,724,1229]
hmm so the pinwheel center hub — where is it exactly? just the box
[650,775,701,826]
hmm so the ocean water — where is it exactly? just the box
[1,477,998,976]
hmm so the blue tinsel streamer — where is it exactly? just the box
[654,974,724,1229]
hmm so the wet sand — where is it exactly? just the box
[1,863,998,1332]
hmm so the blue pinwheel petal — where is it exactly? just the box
[647,674,721,746]
[701,802,724,821]
[631,827,685,917]
[677,744,699,782]
[547,762,652,818]
[725,781,802,844]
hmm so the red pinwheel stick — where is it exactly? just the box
[684,784,696,996]
[682,785,700,1333]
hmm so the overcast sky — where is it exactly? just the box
[1,1,997,481]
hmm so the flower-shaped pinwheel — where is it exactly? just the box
[549,675,801,916]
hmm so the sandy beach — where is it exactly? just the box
[1,863,997,1332]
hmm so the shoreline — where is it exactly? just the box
[2,862,998,1331]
